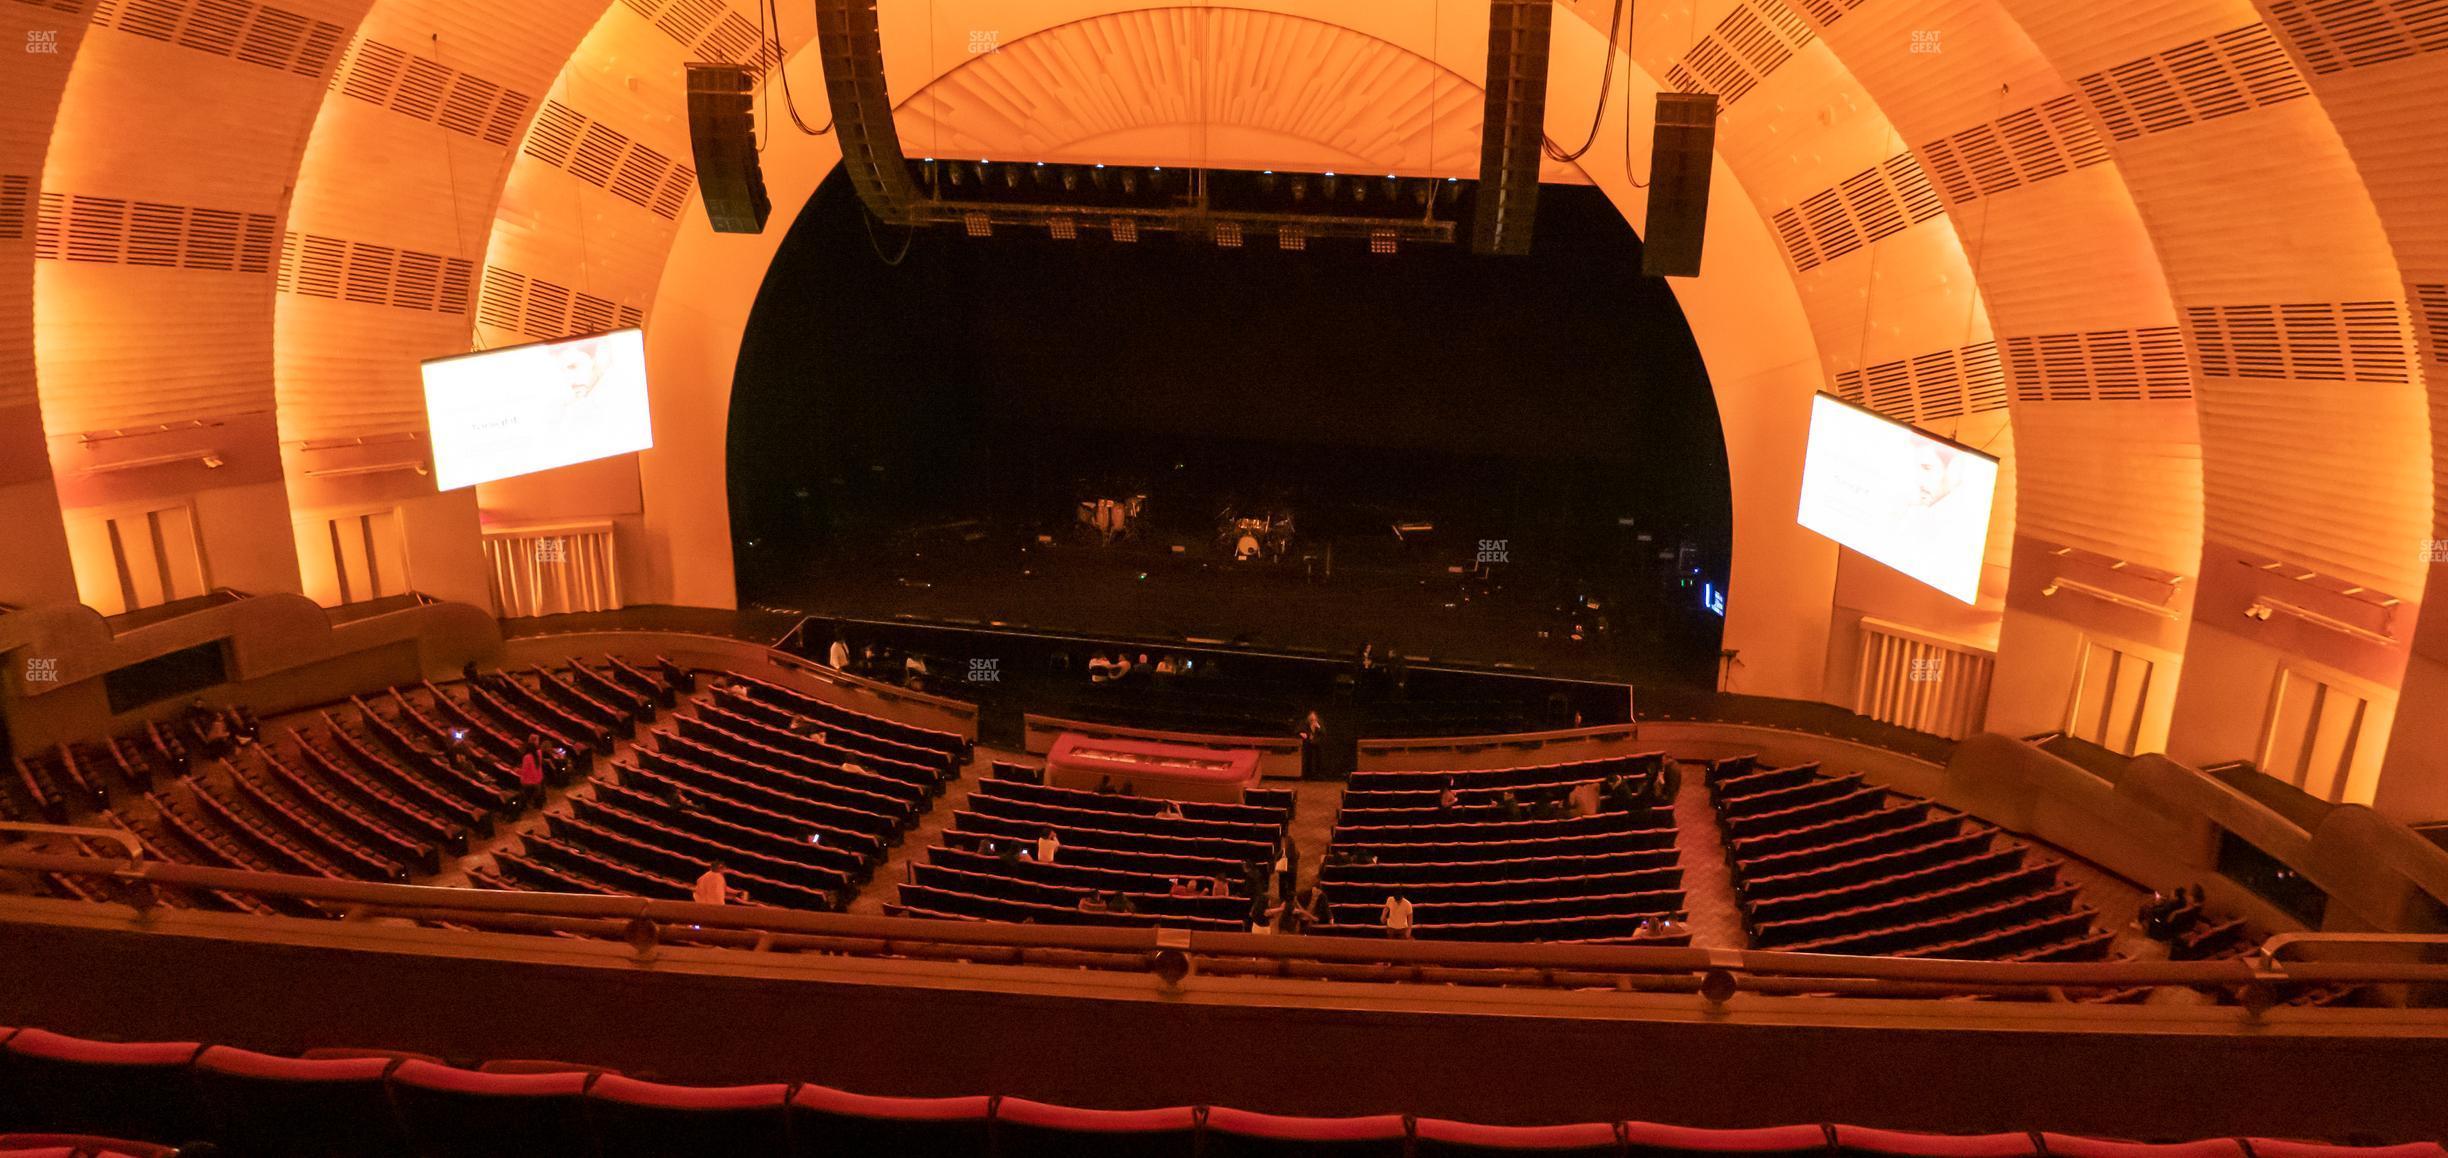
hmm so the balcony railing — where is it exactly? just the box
[7,845,2447,1008]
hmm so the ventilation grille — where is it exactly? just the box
[1917,96,2110,206]
[1788,0,1869,26]
[0,175,29,240]
[22,0,93,15]
[328,38,531,146]
[476,265,644,341]
[2185,301,2411,383]
[2269,0,2448,74]
[89,0,345,77]
[1663,0,1813,107]
[2076,24,2311,142]
[32,191,275,272]
[2415,284,2448,367]
[1770,153,1945,272]
[616,0,781,74]
[521,99,696,220]
[275,231,473,314]
[1833,342,2006,423]
[2005,327,2193,402]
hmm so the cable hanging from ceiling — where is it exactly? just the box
[753,0,832,151]
[1544,0,1630,163]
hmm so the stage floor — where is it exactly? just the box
[745,528,1718,689]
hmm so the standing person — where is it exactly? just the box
[1300,710,1325,777]
[514,735,546,788]
[694,863,743,906]
[828,634,851,671]
[1381,893,1415,940]
[1034,827,1060,864]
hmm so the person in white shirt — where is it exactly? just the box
[1382,894,1415,939]
[694,864,743,906]
[828,636,851,670]
[1034,828,1060,864]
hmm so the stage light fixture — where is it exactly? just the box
[1111,216,1139,242]
[1277,225,1306,251]
[1214,220,1243,247]
[1370,230,1398,255]
[1049,216,1077,240]
[963,211,991,237]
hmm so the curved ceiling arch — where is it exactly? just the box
[1969,0,2429,791]
[629,0,1851,697]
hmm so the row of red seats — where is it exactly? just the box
[694,700,948,792]
[722,669,970,764]
[986,761,1299,818]
[8,721,190,825]
[1318,759,1689,941]
[665,715,934,811]
[896,770,1291,930]
[633,741,909,838]
[938,823,1250,881]
[7,1027,2440,1158]
[1707,756,2104,962]
[1347,752,1667,795]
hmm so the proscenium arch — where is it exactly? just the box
[636,0,1855,700]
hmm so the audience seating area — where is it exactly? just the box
[1706,756,2108,961]
[888,763,1297,931]
[4,1026,2434,1158]
[1314,753,1691,943]
[478,668,965,912]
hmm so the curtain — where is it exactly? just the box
[482,522,621,618]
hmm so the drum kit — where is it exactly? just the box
[1217,505,1295,562]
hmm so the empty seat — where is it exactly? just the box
[0,1030,207,1146]
[190,1046,408,1158]
[386,1061,594,1158]
[2245,1144,2448,1158]
[582,1074,791,1157]
[1416,1118,1624,1156]
[2036,1139,2246,1158]
[1832,1126,2038,1158]
[993,1098,1200,1158]
[785,1085,994,1157]
[1622,1123,1833,1158]
[1202,1107,1410,1157]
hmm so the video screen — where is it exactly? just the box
[421,328,652,491]
[1796,393,1998,603]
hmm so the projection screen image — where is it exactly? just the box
[1796,393,1998,604]
[422,328,653,491]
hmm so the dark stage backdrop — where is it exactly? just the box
[729,169,1731,684]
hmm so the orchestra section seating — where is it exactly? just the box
[492,669,969,911]
[1314,753,1690,943]
[4,1026,2435,1158]
[886,765,1297,931]
[1705,756,2109,961]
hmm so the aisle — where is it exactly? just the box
[1669,759,1750,950]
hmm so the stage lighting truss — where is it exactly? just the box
[901,162,1468,249]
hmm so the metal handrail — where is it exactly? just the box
[1,822,143,859]
[10,849,2448,999]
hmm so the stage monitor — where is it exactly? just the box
[1796,393,1997,603]
[421,328,653,491]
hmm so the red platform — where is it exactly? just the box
[1042,733,1261,803]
